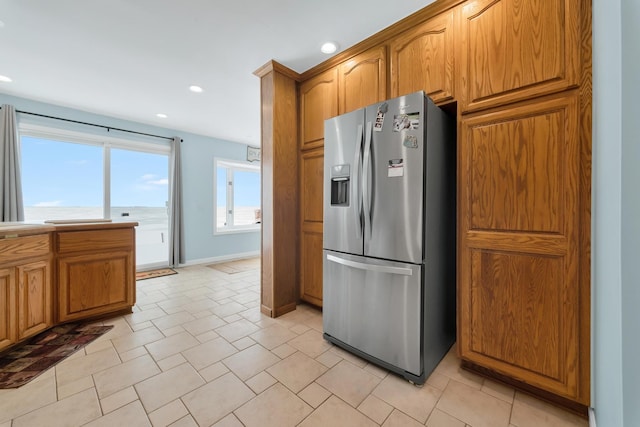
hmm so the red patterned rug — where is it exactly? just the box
[0,323,113,389]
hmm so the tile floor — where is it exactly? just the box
[0,261,589,427]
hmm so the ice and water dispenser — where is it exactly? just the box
[330,164,350,206]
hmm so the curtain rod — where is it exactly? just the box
[0,106,178,142]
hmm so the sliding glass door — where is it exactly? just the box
[20,129,171,270]
[111,148,169,267]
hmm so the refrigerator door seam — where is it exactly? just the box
[326,254,413,276]
[362,121,373,240]
[354,124,363,239]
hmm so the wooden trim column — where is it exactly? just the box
[254,61,300,317]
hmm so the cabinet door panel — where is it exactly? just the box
[460,0,579,112]
[390,10,455,103]
[58,251,134,322]
[0,268,16,351]
[339,46,387,114]
[458,93,586,402]
[17,260,52,340]
[300,69,338,149]
[300,227,323,306]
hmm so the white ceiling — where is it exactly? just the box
[0,1,435,146]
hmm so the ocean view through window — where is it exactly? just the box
[20,128,171,269]
[214,158,261,234]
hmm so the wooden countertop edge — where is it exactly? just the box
[0,221,139,237]
[51,221,139,231]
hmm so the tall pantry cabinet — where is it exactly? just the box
[258,0,591,410]
[456,0,590,407]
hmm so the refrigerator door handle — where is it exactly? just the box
[362,121,373,239]
[326,254,413,276]
[354,124,363,238]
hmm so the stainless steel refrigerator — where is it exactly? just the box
[322,91,456,384]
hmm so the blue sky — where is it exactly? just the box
[21,136,261,208]
[21,136,169,207]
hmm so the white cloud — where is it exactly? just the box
[148,178,168,185]
[141,173,157,180]
[34,200,63,207]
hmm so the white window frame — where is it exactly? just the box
[19,123,171,220]
[213,157,261,235]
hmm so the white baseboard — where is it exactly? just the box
[589,407,596,427]
[179,251,260,267]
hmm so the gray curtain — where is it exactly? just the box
[0,104,24,222]
[169,136,184,267]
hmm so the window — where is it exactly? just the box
[214,158,260,233]
[20,124,171,269]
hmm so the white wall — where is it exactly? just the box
[0,93,260,264]
[593,0,640,425]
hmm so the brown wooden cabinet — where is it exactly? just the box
[389,9,456,103]
[338,46,387,114]
[0,230,53,351]
[457,92,588,404]
[299,147,324,306]
[56,226,136,322]
[299,69,338,150]
[0,267,16,350]
[459,0,580,113]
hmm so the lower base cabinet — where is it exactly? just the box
[17,260,52,340]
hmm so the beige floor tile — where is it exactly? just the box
[112,326,165,354]
[298,383,332,408]
[199,361,230,382]
[436,379,512,427]
[299,395,378,427]
[84,400,151,427]
[148,399,189,427]
[235,383,313,427]
[212,413,244,427]
[182,337,238,370]
[84,338,115,354]
[160,325,186,336]
[195,330,220,343]
[0,374,57,423]
[232,336,255,350]
[372,374,441,423]
[288,329,333,358]
[316,360,382,407]
[426,371,450,390]
[357,394,393,424]
[215,319,260,342]
[223,314,242,323]
[100,386,138,414]
[290,323,311,334]
[267,351,328,393]
[157,353,188,371]
[510,392,589,427]
[426,409,466,427]
[245,371,277,394]
[93,354,161,398]
[145,331,200,361]
[128,307,168,324]
[222,344,280,380]
[55,347,121,387]
[120,345,149,362]
[182,372,255,426]
[364,362,389,379]
[135,363,205,412]
[182,314,226,336]
[433,349,484,390]
[169,415,199,427]
[12,388,101,427]
[482,379,516,403]
[272,343,298,359]
[57,374,94,400]
[382,409,424,427]
[211,301,247,318]
[250,324,298,349]
[316,349,342,368]
[0,421,10,427]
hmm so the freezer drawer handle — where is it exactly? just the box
[327,254,413,276]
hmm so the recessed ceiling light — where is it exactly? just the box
[0,75,12,83]
[156,113,167,118]
[189,85,203,93]
[321,42,338,54]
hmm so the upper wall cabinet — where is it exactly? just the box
[389,10,456,103]
[299,69,338,150]
[338,46,387,114]
[459,0,580,112]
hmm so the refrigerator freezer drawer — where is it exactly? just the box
[323,250,422,376]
